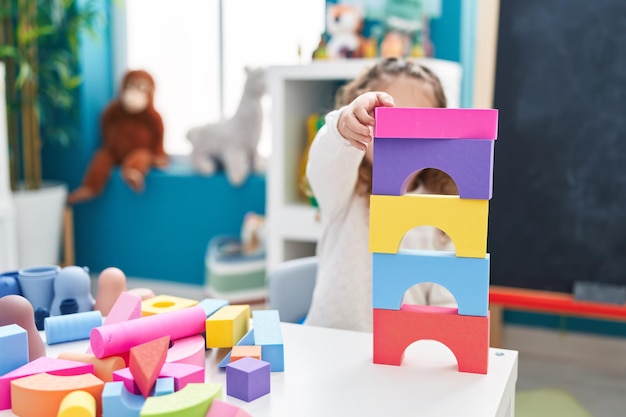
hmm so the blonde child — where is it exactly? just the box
[305,58,458,332]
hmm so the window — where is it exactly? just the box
[121,0,326,157]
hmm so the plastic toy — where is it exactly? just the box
[57,351,125,383]
[205,399,251,417]
[0,270,20,297]
[16,264,60,312]
[139,383,222,417]
[187,67,266,187]
[102,291,142,326]
[57,389,96,417]
[90,305,206,358]
[0,356,93,410]
[230,345,262,362]
[372,251,490,316]
[218,328,255,368]
[166,334,206,368]
[44,310,103,345]
[10,372,104,417]
[0,324,28,375]
[129,335,170,397]
[225,357,270,402]
[141,294,198,316]
[197,298,229,318]
[0,294,46,362]
[94,267,127,316]
[205,305,251,348]
[369,106,498,375]
[50,265,94,316]
[252,309,284,372]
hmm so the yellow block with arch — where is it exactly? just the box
[141,294,198,316]
[369,194,489,258]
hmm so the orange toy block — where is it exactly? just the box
[373,305,490,374]
[141,294,198,316]
[58,352,125,382]
[10,373,104,417]
[129,335,170,398]
[230,345,262,362]
[0,356,93,410]
[57,390,96,417]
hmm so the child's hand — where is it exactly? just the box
[337,92,394,151]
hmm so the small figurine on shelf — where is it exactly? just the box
[325,4,364,59]
[312,34,328,60]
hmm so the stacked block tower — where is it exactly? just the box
[369,107,498,374]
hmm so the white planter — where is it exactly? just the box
[13,181,68,268]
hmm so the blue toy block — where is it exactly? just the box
[226,357,270,402]
[102,378,174,417]
[372,250,490,317]
[218,328,255,368]
[0,324,28,375]
[198,298,229,318]
[252,310,284,372]
[44,310,103,345]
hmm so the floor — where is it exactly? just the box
[124,277,626,417]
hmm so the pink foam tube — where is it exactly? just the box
[90,306,206,358]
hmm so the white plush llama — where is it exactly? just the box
[187,67,266,186]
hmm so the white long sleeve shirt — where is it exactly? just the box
[305,108,455,333]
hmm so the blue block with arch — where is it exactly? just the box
[372,250,490,317]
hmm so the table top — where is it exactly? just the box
[1,322,518,417]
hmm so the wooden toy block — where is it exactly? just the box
[166,334,206,368]
[102,379,174,417]
[226,357,270,402]
[141,294,199,317]
[44,311,103,345]
[0,324,28,376]
[373,305,490,374]
[10,372,104,417]
[230,345,262,362]
[372,137,495,199]
[205,399,252,417]
[252,310,284,372]
[0,356,93,410]
[197,298,229,318]
[218,328,255,368]
[369,194,489,258]
[57,352,125,382]
[205,305,250,349]
[103,292,143,326]
[57,390,96,417]
[90,305,206,359]
[114,362,204,394]
[139,383,222,417]
[373,107,498,140]
[129,335,170,398]
[372,251,490,316]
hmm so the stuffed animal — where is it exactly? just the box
[186,67,266,187]
[240,212,265,256]
[325,4,364,59]
[67,69,167,204]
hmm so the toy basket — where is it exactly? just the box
[204,235,266,303]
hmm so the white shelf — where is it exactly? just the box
[265,59,462,272]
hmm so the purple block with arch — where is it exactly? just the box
[372,138,495,199]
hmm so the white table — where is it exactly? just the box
[1,323,518,417]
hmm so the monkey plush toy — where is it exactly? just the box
[67,69,168,204]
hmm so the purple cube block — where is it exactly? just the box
[226,357,270,402]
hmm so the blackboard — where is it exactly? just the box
[489,0,626,293]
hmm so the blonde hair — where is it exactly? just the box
[335,58,457,197]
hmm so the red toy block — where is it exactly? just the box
[129,335,170,397]
[373,305,490,374]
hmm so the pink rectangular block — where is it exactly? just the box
[103,292,143,326]
[0,356,94,409]
[374,107,498,140]
[206,399,251,417]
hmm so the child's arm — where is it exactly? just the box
[336,92,394,151]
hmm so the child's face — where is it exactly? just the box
[365,76,438,163]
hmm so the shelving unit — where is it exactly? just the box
[266,59,462,272]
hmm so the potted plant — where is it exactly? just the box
[0,0,102,267]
